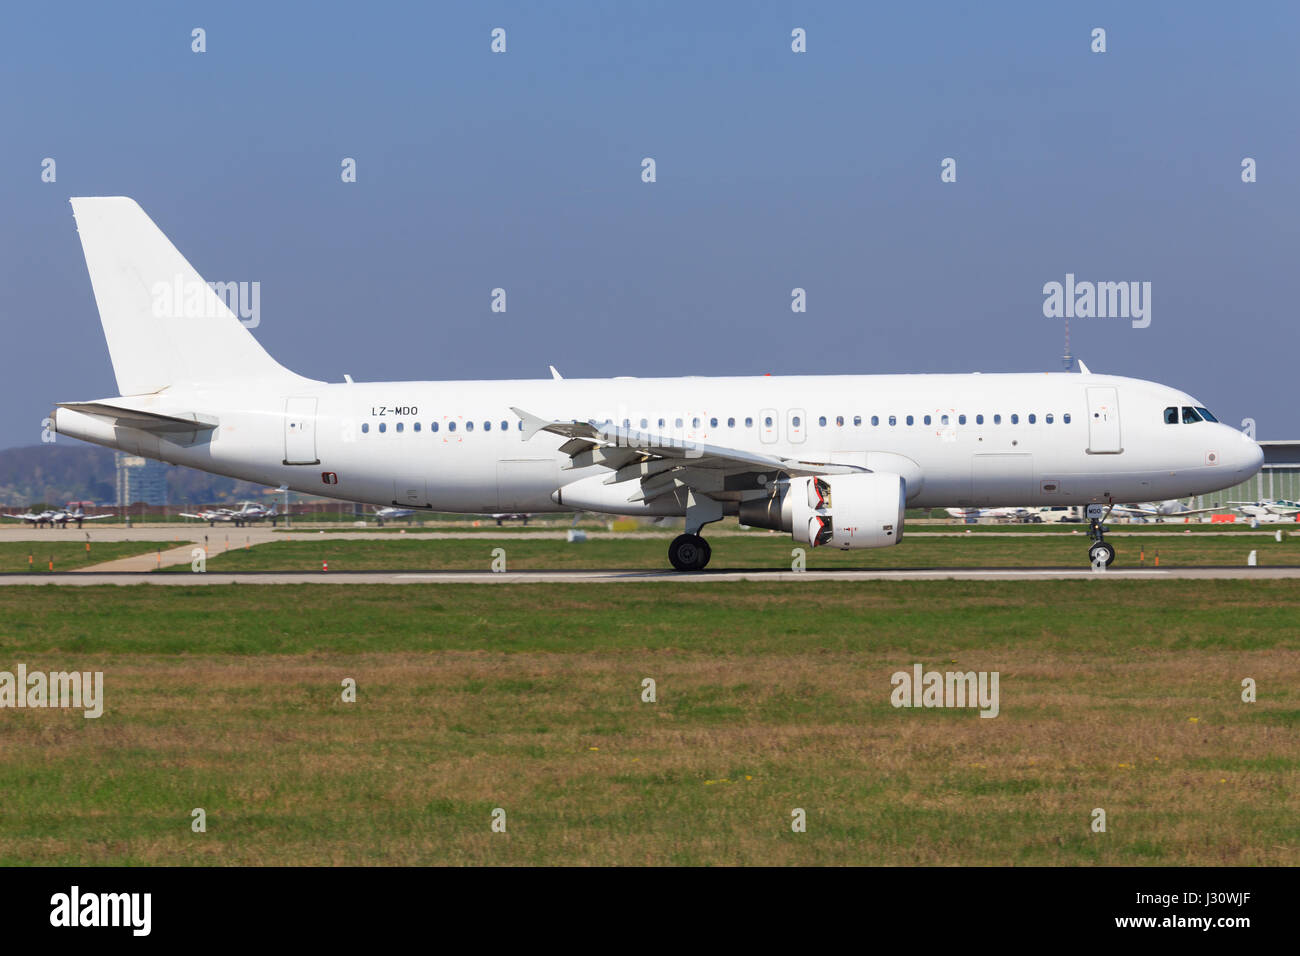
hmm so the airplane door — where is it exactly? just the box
[759,408,778,444]
[787,408,807,444]
[283,397,319,465]
[1085,387,1122,454]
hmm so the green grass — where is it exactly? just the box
[0,540,164,572]
[0,580,1296,865]
[158,531,1300,572]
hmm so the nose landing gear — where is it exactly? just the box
[1087,504,1116,567]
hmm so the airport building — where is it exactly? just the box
[115,453,169,507]
[1191,440,1300,507]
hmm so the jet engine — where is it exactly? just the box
[738,473,905,550]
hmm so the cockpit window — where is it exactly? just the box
[1196,406,1219,423]
[1182,406,1201,424]
[1163,406,1178,425]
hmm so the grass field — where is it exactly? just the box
[0,580,1295,865]
[163,531,1300,572]
[0,541,164,572]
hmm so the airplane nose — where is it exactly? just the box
[1226,428,1264,477]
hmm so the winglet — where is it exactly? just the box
[511,407,552,441]
[549,365,563,380]
[1077,359,1092,374]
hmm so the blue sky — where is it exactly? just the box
[2,1,1296,448]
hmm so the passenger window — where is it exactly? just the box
[923,415,932,426]
[640,418,648,429]
[888,415,897,426]
[414,422,421,432]
[906,415,914,426]
[378,422,386,433]
[1045,414,1053,424]
[993,414,1001,424]
[361,423,369,434]
[676,418,684,429]
[1164,406,1178,425]
[449,422,456,432]
[1063,413,1071,424]
[727,417,735,427]
[853,415,862,427]
[396,422,404,433]
[836,415,844,427]
[941,414,950,426]
[710,417,718,428]
[871,415,879,426]
[1028,414,1036,424]
[501,421,507,431]
[976,414,983,425]
[1182,406,1199,423]
[658,418,666,428]
[792,416,802,428]
[466,421,474,432]
[1010,414,1019,424]
[692,417,700,428]
[744,417,753,427]
[958,414,966,425]
[818,416,827,427]
[764,416,773,427]
[431,422,439,432]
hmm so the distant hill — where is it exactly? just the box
[0,444,268,508]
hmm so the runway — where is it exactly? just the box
[1,566,1296,585]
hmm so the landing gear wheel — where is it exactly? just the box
[1088,541,1116,567]
[668,533,711,572]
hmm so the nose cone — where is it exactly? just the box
[1227,428,1264,478]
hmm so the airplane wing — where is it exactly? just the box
[1120,505,1223,518]
[512,407,869,506]
[78,514,115,521]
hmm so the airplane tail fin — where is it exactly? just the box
[69,197,312,395]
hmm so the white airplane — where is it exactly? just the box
[1231,500,1300,521]
[51,198,1264,570]
[491,512,532,525]
[3,509,58,528]
[944,506,1038,522]
[3,505,113,528]
[372,506,416,525]
[180,501,278,527]
[1107,499,1224,522]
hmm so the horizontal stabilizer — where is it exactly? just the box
[56,401,218,434]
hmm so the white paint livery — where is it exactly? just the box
[53,198,1263,570]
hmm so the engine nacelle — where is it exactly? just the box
[740,473,905,549]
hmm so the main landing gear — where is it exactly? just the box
[668,492,724,572]
[668,533,711,572]
[1087,505,1116,567]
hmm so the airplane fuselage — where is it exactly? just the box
[55,371,1263,517]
